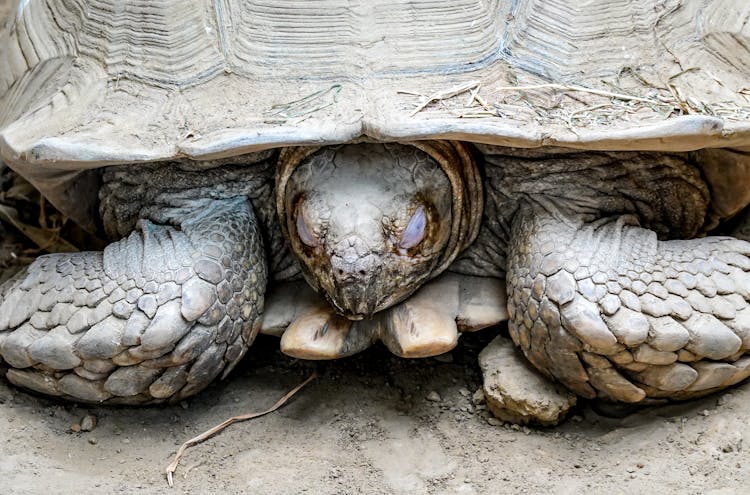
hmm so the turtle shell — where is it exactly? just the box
[1,0,750,231]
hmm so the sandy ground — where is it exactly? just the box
[0,329,748,495]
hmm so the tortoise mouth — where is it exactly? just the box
[323,274,385,320]
[321,271,429,321]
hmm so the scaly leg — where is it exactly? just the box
[507,206,750,402]
[0,197,266,404]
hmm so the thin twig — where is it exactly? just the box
[265,85,342,122]
[474,92,493,112]
[458,111,497,118]
[396,90,424,97]
[567,103,613,129]
[617,66,665,90]
[494,83,659,104]
[667,67,701,82]
[466,86,479,106]
[165,372,318,487]
[408,80,481,116]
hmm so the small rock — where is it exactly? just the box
[80,414,97,432]
[426,391,442,402]
[70,423,81,433]
[486,417,503,427]
[472,388,485,405]
[88,437,98,445]
[479,336,577,426]
[458,387,470,397]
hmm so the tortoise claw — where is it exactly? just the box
[381,302,458,358]
[280,310,377,360]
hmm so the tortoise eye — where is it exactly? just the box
[399,206,427,249]
[296,206,320,247]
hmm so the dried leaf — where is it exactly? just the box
[0,204,78,253]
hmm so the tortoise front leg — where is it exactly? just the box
[0,197,266,404]
[506,206,750,402]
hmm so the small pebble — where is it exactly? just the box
[486,417,503,427]
[472,389,485,405]
[426,391,442,402]
[80,414,97,432]
[70,424,81,433]
[458,388,470,397]
[88,437,97,445]
[433,353,453,363]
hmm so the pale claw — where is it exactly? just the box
[280,309,378,360]
[261,281,378,359]
[382,302,458,358]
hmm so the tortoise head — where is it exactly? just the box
[277,142,482,320]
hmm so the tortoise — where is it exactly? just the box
[1,0,750,414]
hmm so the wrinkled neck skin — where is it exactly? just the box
[281,143,455,319]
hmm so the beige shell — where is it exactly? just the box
[1,0,750,229]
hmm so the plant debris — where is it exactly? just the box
[402,67,750,129]
[265,85,342,124]
[0,164,87,281]
[165,372,318,487]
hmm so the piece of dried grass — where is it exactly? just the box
[165,372,318,487]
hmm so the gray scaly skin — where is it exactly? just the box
[0,156,280,403]
[456,148,750,401]
[1,142,750,405]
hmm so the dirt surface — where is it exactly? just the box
[0,329,747,495]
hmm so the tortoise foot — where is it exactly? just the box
[262,273,506,359]
[507,208,750,402]
[0,198,266,404]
